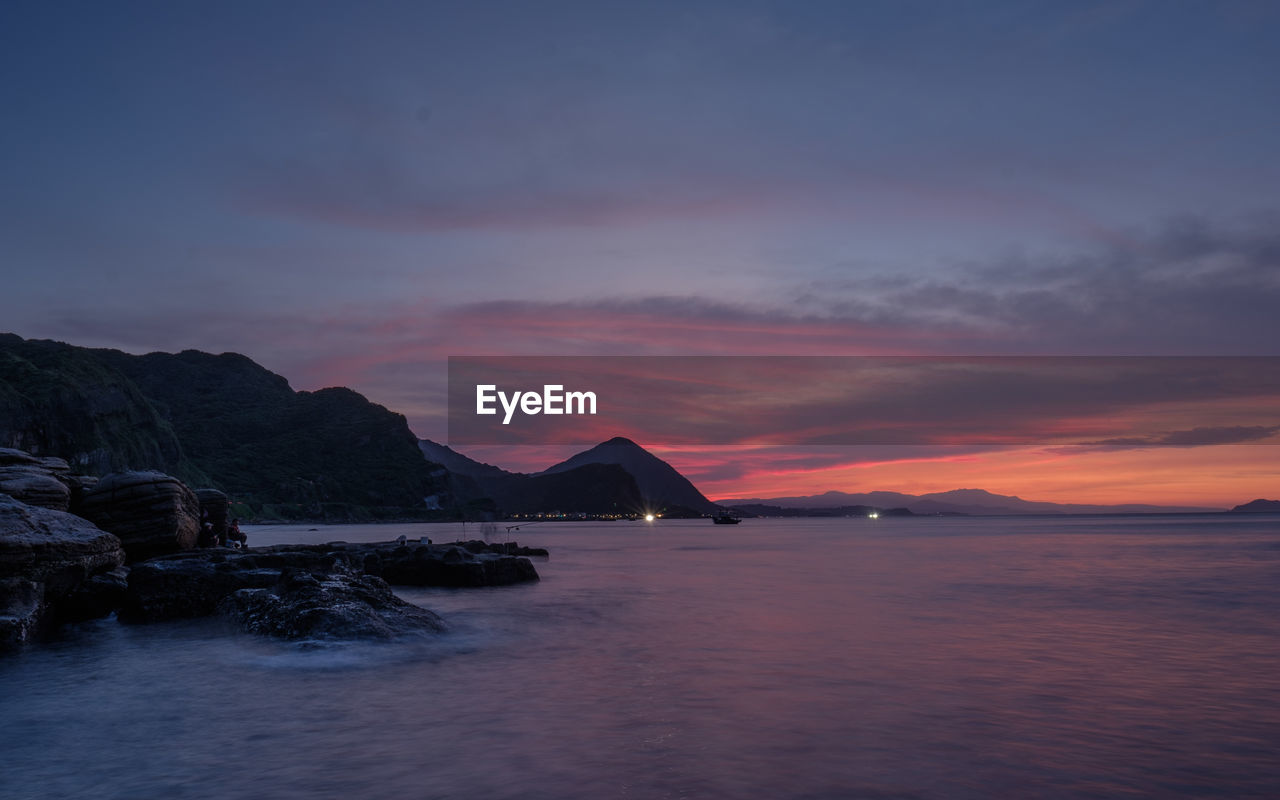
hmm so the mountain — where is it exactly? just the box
[540,437,719,514]
[718,487,1223,515]
[482,463,644,515]
[0,334,449,516]
[729,503,914,518]
[419,437,712,517]
[419,439,647,517]
[1,334,188,477]
[1231,499,1280,513]
[418,439,515,481]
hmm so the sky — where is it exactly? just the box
[2,0,1278,506]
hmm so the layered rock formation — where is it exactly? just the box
[0,495,125,650]
[0,448,72,511]
[78,471,201,562]
[0,440,542,652]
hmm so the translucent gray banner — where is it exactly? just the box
[447,356,1280,446]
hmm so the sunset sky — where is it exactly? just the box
[2,1,1278,507]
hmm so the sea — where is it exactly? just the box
[3,515,1280,799]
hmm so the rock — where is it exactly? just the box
[217,568,447,641]
[0,495,126,649]
[61,566,130,623]
[0,469,71,511]
[121,539,540,622]
[480,554,540,585]
[35,456,72,482]
[78,471,200,562]
[457,539,549,558]
[0,578,45,653]
[0,448,43,468]
[120,555,280,622]
[66,474,99,517]
[0,449,72,511]
[0,495,125,592]
[194,488,229,544]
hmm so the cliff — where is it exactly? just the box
[0,335,447,516]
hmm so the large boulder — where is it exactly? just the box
[0,448,72,511]
[0,495,126,650]
[217,568,447,641]
[0,495,125,592]
[194,488,229,543]
[78,471,200,562]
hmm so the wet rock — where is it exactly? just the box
[78,471,200,562]
[60,566,130,623]
[457,539,549,558]
[120,554,280,622]
[121,539,540,623]
[0,578,44,652]
[217,568,447,641]
[0,495,126,648]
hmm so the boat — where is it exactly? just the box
[711,512,741,525]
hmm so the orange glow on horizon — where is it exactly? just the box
[653,444,1280,509]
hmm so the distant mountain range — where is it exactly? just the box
[420,436,718,516]
[428,440,1267,517]
[7,333,1263,521]
[1231,499,1280,513]
[717,488,1226,515]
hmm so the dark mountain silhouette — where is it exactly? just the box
[719,487,1223,515]
[0,334,449,516]
[1,334,187,476]
[540,437,719,514]
[418,439,515,481]
[1231,499,1280,513]
[483,463,645,515]
[419,437,719,516]
[729,503,914,518]
[418,438,647,516]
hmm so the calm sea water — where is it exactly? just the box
[3,515,1280,799]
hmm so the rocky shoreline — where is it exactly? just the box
[1,447,544,652]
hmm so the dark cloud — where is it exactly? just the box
[803,215,1280,355]
[1090,425,1280,448]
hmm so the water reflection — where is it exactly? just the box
[2,516,1279,798]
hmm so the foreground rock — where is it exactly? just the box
[0,448,72,512]
[123,540,540,622]
[218,568,447,641]
[79,471,200,562]
[195,488,229,542]
[0,496,126,650]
